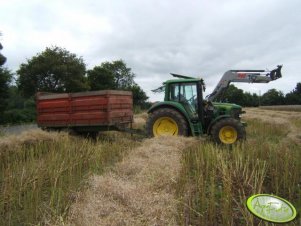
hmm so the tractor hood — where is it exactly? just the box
[212,102,242,110]
[211,102,243,119]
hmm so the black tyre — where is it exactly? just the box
[146,108,188,137]
[210,118,246,144]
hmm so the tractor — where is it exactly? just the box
[145,66,282,144]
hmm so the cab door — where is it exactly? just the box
[169,82,198,118]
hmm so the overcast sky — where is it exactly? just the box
[1,0,301,101]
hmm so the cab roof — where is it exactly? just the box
[151,74,205,93]
[164,78,203,84]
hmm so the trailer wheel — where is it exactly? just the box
[211,118,246,145]
[146,108,188,137]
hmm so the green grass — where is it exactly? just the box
[0,132,138,226]
[177,120,301,225]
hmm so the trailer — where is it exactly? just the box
[36,90,133,135]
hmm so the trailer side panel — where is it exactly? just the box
[36,90,133,129]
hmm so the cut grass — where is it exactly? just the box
[177,120,301,225]
[67,136,198,226]
[0,131,138,226]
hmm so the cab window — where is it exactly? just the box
[169,83,198,115]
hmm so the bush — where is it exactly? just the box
[2,108,36,124]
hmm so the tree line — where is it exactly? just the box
[220,83,301,107]
[0,46,150,124]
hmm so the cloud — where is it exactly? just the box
[1,0,301,101]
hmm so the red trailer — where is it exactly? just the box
[36,90,133,134]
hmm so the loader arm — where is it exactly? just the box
[206,65,282,101]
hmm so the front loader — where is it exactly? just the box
[146,65,282,144]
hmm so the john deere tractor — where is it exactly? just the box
[146,66,282,144]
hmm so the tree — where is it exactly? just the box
[0,67,12,114]
[0,33,6,66]
[0,85,37,124]
[17,46,88,97]
[128,84,149,107]
[88,60,149,108]
[285,82,301,105]
[87,66,115,90]
[242,92,260,107]
[294,82,301,95]
[285,92,301,105]
[261,89,284,105]
[251,93,260,107]
[0,42,6,66]
[220,85,246,106]
[100,60,135,89]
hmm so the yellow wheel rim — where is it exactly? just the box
[219,126,238,144]
[153,117,178,136]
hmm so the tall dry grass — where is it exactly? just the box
[177,120,301,225]
[0,130,138,226]
[1,112,301,225]
[260,105,301,112]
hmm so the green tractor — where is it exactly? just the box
[146,66,282,144]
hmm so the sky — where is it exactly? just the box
[1,0,301,101]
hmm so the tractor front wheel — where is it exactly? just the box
[146,108,188,137]
[211,118,246,145]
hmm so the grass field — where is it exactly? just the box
[176,119,301,225]
[0,130,138,225]
[0,108,300,225]
[259,105,301,112]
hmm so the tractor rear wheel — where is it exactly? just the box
[146,108,188,137]
[211,118,246,145]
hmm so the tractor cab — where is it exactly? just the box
[162,77,242,130]
[164,78,204,119]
